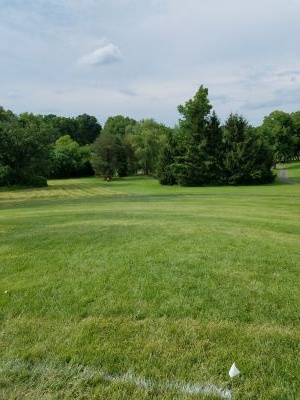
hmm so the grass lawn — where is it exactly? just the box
[1,165,300,399]
[278,162,300,184]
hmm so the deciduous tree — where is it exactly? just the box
[50,135,92,178]
[259,111,297,162]
[130,119,169,175]
[0,111,53,186]
[91,133,118,180]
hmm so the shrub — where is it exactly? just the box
[28,176,48,187]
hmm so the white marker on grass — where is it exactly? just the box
[229,363,240,378]
[229,363,241,398]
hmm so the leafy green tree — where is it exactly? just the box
[46,115,78,142]
[102,115,137,176]
[18,112,43,127]
[259,111,297,162]
[0,108,18,185]
[102,115,136,137]
[0,112,53,186]
[114,136,128,177]
[91,133,118,180]
[0,106,16,123]
[43,114,101,145]
[50,135,92,178]
[123,133,138,175]
[75,114,102,145]
[291,111,300,159]
[130,119,169,175]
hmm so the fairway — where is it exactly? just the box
[1,166,300,399]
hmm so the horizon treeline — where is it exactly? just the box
[1,85,300,187]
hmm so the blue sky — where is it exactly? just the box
[1,0,300,127]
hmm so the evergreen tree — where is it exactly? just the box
[158,87,275,187]
[157,142,177,185]
[174,85,217,186]
[223,114,274,184]
[203,111,224,184]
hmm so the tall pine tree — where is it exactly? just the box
[223,114,274,184]
[174,85,223,185]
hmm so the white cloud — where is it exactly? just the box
[1,0,300,126]
[78,44,121,67]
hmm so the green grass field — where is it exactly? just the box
[1,164,300,399]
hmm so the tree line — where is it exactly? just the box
[0,109,101,186]
[1,85,300,187]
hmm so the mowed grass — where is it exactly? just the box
[280,161,300,183]
[1,166,300,399]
